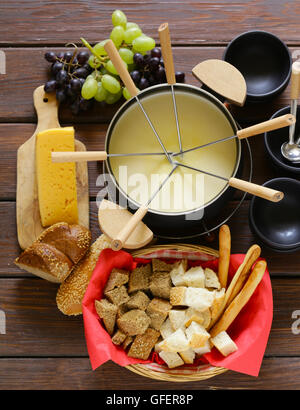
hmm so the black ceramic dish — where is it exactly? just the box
[249,178,300,252]
[223,31,292,102]
[264,106,300,174]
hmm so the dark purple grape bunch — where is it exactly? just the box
[44,49,93,115]
[130,47,185,90]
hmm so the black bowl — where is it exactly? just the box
[223,31,292,102]
[264,106,300,174]
[249,178,300,252]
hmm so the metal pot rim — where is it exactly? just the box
[104,83,242,217]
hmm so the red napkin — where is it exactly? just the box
[82,249,273,377]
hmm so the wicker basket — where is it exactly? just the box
[126,243,228,382]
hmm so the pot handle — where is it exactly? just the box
[229,178,284,202]
[104,39,138,98]
[112,205,149,251]
[236,114,295,139]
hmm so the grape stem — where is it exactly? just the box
[80,37,107,63]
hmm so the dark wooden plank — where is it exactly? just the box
[1,1,300,46]
[2,200,300,277]
[0,357,299,389]
[0,47,296,123]
[0,277,299,357]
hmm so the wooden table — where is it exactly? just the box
[0,0,300,390]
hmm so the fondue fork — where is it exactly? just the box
[51,150,173,163]
[158,23,183,155]
[171,114,295,157]
[173,162,284,203]
[110,164,178,251]
[104,40,173,165]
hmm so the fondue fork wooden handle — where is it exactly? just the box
[104,39,138,98]
[229,178,284,202]
[290,62,300,100]
[158,23,176,85]
[236,114,295,139]
[112,205,149,251]
[52,151,107,163]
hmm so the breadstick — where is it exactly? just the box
[218,225,231,288]
[224,244,261,308]
[208,244,261,330]
[210,260,267,338]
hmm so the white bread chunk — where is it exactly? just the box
[169,309,186,330]
[184,307,204,327]
[210,288,225,323]
[201,309,212,329]
[184,287,215,311]
[186,321,210,348]
[179,348,196,364]
[211,331,238,357]
[159,351,184,368]
[154,340,164,353]
[182,266,205,287]
[159,328,189,352]
[170,260,188,286]
[160,318,174,339]
[194,340,211,356]
[205,268,221,289]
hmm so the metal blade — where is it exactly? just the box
[172,134,236,157]
[146,165,178,206]
[173,161,228,182]
[171,84,183,154]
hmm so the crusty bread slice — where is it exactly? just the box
[117,309,151,336]
[211,331,238,356]
[15,242,73,283]
[128,328,160,360]
[95,299,117,335]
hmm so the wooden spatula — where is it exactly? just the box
[16,86,89,250]
[192,59,247,107]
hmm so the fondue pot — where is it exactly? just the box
[104,82,245,239]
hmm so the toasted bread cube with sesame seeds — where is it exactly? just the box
[159,328,190,353]
[211,331,238,357]
[104,268,129,293]
[170,260,188,286]
[205,268,221,290]
[104,285,130,306]
[194,340,211,356]
[95,299,117,335]
[128,264,152,294]
[182,266,205,288]
[159,351,184,368]
[128,328,160,360]
[169,309,186,330]
[146,298,171,331]
[149,271,172,299]
[170,287,187,306]
[127,291,150,311]
[111,329,127,345]
[186,321,210,349]
[117,309,151,336]
[152,259,176,273]
[122,336,134,350]
[179,348,196,364]
[116,303,129,319]
[160,318,174,339]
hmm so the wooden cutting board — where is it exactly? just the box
[16,86,89,250]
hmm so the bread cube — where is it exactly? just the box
[127,291,150,311]
[116,303,129,319]
[159,328,189,353]
[95,299,117,335]
[205,268,221,290]
[210,288,225,323]
[182,266,205,287]
[186,321,210,348]
[194,340,211,356]
[104,285,130,306]
[159,351,184,368]
[211,331,238,357]
[160,318,174,339]
[150,271,172,299]
[179,348,196,364]
[169,309,186,330]
[111,329,127,345]
[152,259,175,273]
[170,286,187,306]
[146,298,171,331]
[122,336,134,350]
[184,307,204,327]
[184,287,215,311]
[128,328,160,360]
[154,339,163,353]
[170,260,188,286]
[117,309,150,336]
[128,264,152,293]
[201,309,212,329]
[104,268,129,293]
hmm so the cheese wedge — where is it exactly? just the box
[36,127,78,227]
